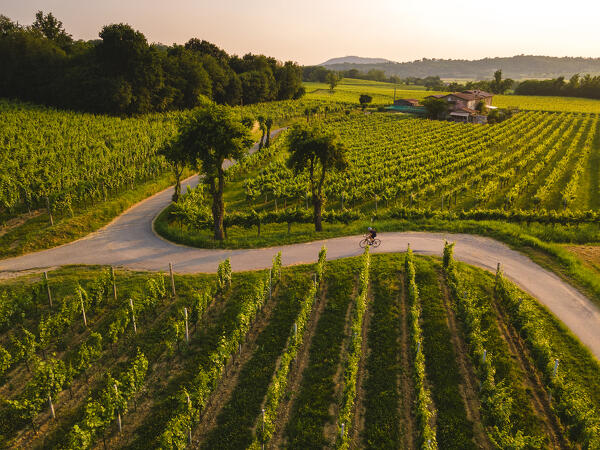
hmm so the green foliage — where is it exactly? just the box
[217,258,233,294]
[405,248,438,449]
[249,247,326,449]
[495,273,600,447]
[336,248,370,449]
[443,243,542,448]
[63,350,148,449]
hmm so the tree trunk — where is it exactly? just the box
[313,196,323,232]
[212,169,225,240]
[172,165,182,203]
[265,126,272,147]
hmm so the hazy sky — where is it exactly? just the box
[3,0,599,65]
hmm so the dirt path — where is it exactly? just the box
[268,283,328,449]
[398,274,417,450]
[438,274,491,449]
[491,298,567,449]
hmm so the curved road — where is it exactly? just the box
[1,145,599,360]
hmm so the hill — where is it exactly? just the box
[320,56,393,65]
[320,55,600,80]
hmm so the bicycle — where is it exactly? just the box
[359,234,381,248]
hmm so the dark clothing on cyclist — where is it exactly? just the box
[368,228,377,240]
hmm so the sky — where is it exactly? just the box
[3,0,599,65]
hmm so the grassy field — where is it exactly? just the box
[1,253,598,448]
[304,78,600,113]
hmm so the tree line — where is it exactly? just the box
[514,74,600,99]
[0,12,304,115]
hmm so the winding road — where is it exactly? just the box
[1,132,599,359]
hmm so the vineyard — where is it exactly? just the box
[304,78,600,113]
[164,109,600,245]
[0,249,598,449]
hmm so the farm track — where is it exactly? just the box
[491,296,568,449]
[438,274,491,449]
[398,273,417,450]
[192,283,280,448]
[267,282,329,449]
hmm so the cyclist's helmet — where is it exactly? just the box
[368,227,373,231]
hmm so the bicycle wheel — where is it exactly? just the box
[359,238,369,248]
[372,239,381,248]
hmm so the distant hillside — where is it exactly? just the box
[321,56,393,65]
[319,55,600,80]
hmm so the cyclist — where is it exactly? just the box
[366,226,377,244]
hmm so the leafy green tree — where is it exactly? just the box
[359,94,373,111]
[489,70,514,94]
[174,103,252,240]
[287,124,348,231]
[31,11,72,48]
[422,97,449,120]
[327,72,340,91]
[160,140,189,203]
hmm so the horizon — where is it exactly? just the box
[3,0,600,65]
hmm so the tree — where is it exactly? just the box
[265,118,274,147]
[173,103,252,240]
[359,94,373,111]
[257,116,266,149]
[160,140,189,202]
[326,71,340,91]
[422,97,448,120]
[287,124,348,231]
[31,11,72,48]
[489,70,514,94]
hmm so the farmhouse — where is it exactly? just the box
[388,90,495,123]
[386,98,428,114]
[427,90,494,123]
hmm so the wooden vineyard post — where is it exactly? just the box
[80,288,87,327]
[44,271,53,309]
[269,269,272,302]
[129,298,137,334]
[482,349,487,363]
[169,263,176,299]
[553,359,560,377]
[114,384,122,433]
[341,423,345,439]
[111,267,117,301]
[184,307,189,344]
[45,196,54,226]
[48,394,55,420]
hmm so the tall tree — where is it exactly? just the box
[490,69,514,94]
[265,117,273,147]
[31,11,72,48]
[173,103,252,240]
[159,140,188,202]
[257,115,266,149]
[326,71,340,91]
[287,124,348,231]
